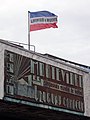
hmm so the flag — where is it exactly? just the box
[28,11,58,31]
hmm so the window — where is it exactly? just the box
[63,97,67,107]
[46,64,51,78]
[7,52,14,62]
[61,69,66,81]
[69,99,73,109]
[79,75,83,88]
[47,92,51,103]
[30,60,34,74]
[55,95,58,105]
[34,61,39,75]
[70,73,75,85]
[40,62,44,76]
[72,73,75,85]
[66,98,73,109]
[6,85,14,95]
[67,98,70,108]
[30,60,39,75]
[75,100,80,110]
[51,93,54,104]
[72,99,75,110]
[56,68,59,80]
[6,74,14,83]
[28,75,32,86]
[81,102,84,111]
[46,64,48,78]
[76,100,79,110]
[58,95,61,105]
[75,74,79,86]
[7,63,14,73]
[66,72,70,84]
[77,101,81,110]
[9,53,14,62]
[43,91,46,102]
[39,91,43,102]
[52,66,55,79]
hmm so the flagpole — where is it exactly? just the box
[28,11,30,50]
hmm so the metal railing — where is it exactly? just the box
[8,40,36,52]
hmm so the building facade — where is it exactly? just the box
[0,39,90,117]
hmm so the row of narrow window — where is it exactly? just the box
[31,60,83,88]
[62,97,84,111]
[6,84,84,112]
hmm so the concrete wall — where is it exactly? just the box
[0,43,4,99]
[83,72,90,117]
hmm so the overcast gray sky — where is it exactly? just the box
[0,0,90,66]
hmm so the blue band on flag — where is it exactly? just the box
[29,11,57,18]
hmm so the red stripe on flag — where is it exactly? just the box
[30,23,58,31]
